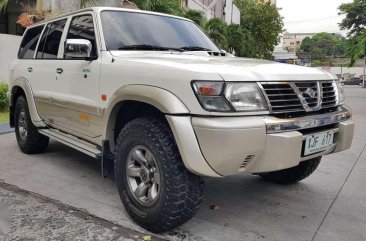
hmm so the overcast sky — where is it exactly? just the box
[276,0,353,35]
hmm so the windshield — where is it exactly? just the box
[101,11,220,52]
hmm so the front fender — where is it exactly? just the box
[103,84,189,143]
[10,77,46,127]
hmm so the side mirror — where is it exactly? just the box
[64,39,94,60]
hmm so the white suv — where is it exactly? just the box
[8,7,354,233]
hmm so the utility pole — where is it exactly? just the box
[364,41,366,88]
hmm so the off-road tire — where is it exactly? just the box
[14,96,49,154]
[259,157,321,185]
[115,117,204,233]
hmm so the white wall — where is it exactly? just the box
[224,0,240,24]
[187,0,210,16]
[0,34,22,83]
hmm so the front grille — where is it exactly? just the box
[261,83,303,113]
[321,82,337,108]
[260,81,338,116]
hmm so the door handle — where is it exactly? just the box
[56,68,63,74]
[27,67,33,73]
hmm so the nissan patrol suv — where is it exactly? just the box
[8,7,354,233]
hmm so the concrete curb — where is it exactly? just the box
[0,123,13,135]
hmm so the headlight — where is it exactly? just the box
[334,81,345,105]
[225,83,267,111]
[192,81,268,112]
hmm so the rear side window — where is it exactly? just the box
[37,19,67,59]
[18,25,44,59]
[66,15,97,58]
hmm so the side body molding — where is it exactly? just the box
[103,85,189,146]
[10,77,46,127]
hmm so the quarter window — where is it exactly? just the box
[37,19,67,59]
[66,15,97,58]
[18,25,44,59]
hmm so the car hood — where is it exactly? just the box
[110,51,335,82]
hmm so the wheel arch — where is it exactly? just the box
[10,77,46,128]
[103,85,189,150]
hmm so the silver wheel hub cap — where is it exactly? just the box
[126,146,161,206]
[18,111,28,141]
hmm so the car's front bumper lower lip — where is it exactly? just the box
[263,105,352,134]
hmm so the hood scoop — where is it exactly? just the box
[207,51,227,57]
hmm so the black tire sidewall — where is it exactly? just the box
[14,96,29,149]
[115,122,167,223]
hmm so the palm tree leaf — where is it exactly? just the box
[0,0,9,12]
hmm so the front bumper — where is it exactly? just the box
[167,106,354,177]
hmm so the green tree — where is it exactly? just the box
[227,24,255,57]
[300,37,312,53]
[183,9,205,27]
[339,0,366,36]
[131,0,183,15]
[0,0,8,12]
[204,18,228,49]
[339,0,366,66]
[235,0,284,59]
[299,33,347,62]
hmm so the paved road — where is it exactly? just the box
[0,86,365,241]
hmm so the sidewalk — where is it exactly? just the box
[0,181,162,241]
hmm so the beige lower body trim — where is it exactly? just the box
[166,116,221,177]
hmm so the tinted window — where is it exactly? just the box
[66,15,97,58]
[18,25,44,59]
[101,11,219,52]
[37,19,67,59]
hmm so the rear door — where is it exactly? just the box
[30,18,68,123]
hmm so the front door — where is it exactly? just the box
[50,13,102,138]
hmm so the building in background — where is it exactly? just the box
[272,45,298,64]
[282,32,317,53]
[181,0,240,24]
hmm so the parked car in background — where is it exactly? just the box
[344,77,362,85]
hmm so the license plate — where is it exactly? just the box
[304,131,334,156]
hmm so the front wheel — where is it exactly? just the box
[259,157,321,185]
[115,117,203,233]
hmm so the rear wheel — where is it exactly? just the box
[259,157,321,185]
[14,96,49,154]
[115,117,203,233]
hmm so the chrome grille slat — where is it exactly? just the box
[270,99,301,102]
[272,104,303,108]
[260,81,338,115]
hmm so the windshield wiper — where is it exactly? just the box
[179,46,213,52]
[118,44,183,52]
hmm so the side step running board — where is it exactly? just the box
[39,128,102,158]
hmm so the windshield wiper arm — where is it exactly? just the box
[118,44,183,52]
[179,46,213,51]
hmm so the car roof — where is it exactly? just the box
[28,7,192,28]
